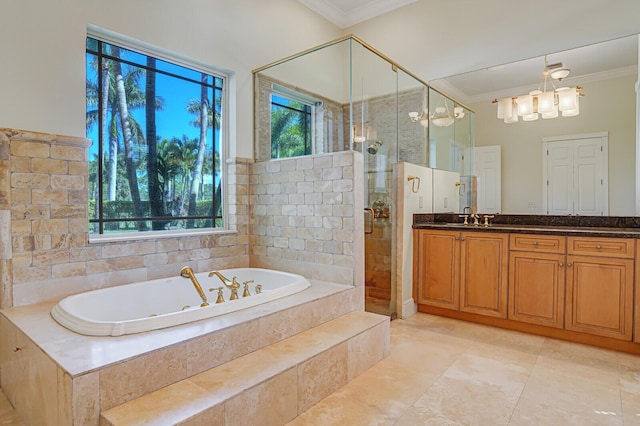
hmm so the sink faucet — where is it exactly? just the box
[180,266,209,307]
[208,271,241,300]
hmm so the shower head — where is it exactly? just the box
[367,141,382,155]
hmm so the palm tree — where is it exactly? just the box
[271,106,307,158]
[185,79,221,228]
[145,57,165,230]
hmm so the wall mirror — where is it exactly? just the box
[430,35,639,216]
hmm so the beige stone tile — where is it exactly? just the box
[348,321,388,380]
[189,349,287,404]
[297,342,348,413]
[292,385,408,426]
[100,380,219,426]
[57,368,72,425]
[186,319,261,376]
[225,367,298,426]
[343,354,440,407]
[73,372,99,426]
[386,329,468,376]
[393,406,465,426]
[620,390,640,426]
[410,352,530,425]
[0,389,24,426]
[538,337,620,373]
[99,343,187,410]
[511,356,623,425]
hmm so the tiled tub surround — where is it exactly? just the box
[249,151,364,288]
[0,129,251,308]
[0,281,366,425]
[1,128,364,308]
[0,128,372,424]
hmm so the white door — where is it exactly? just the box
[474,146,501,213]
[543,133,608,215]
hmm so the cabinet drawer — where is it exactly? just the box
[567,237,634,258]
[510,234,566,254]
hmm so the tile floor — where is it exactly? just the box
[289,313,640,426]
[1,313,639,425]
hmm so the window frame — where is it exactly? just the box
[270,85,319,159]
[86,26,229,241]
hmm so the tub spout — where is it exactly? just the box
[180,266,209,307]
[208,271,241,300]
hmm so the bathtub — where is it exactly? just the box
[51,268,311,336]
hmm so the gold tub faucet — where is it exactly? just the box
[208,271,241,300]
[180,266,209,307]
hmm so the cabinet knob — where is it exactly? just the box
[567,262,573,267]
[559,262,564,267]
[532,241,539,246]
[460,237,465,241]
[595,244,602,249]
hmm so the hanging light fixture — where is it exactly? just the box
[409,100,465,128]
[492,56,583,123]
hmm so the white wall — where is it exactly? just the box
[0,0,341,159]
[395,162,433,319]
[432,169,461,212]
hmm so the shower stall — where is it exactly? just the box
[253,35,473,318]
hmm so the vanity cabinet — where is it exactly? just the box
[414,229,508,318]
[564,237,634,341]
[508,234,566,328]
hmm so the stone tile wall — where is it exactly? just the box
[249,151,364,286]
[0,129,250,307]
[0,128,364,308]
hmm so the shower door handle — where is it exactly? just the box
[364,208,374,235]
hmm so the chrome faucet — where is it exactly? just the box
[208,271,241,300]
[180,266,209,307]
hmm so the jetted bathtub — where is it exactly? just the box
[51,268,311,336]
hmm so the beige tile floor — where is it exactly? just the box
[1,313,639,425]
[289,313,640,426]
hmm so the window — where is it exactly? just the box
[270,93,312,158]
[86,36,224,235]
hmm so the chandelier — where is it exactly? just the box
[409,100,465,128]
[493,56,583,123]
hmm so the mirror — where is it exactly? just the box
[430,35,638,216]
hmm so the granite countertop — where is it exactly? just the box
[412,214,640,239]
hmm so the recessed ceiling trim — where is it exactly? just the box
[298,0,416,28]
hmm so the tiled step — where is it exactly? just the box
[100,311,390,426]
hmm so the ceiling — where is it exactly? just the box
[298,1,638,106]
[431,35,638,106]
[297,0,415,28]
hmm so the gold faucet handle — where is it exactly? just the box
[483,215,495,226]
[255,284,262,294]
[230,276,240,288]
[242,280,253,297]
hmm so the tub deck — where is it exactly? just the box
[0,280,365,425]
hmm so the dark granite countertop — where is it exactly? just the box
[412,214,640,239]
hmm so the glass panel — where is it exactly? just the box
[254,38,351,160]
[398,69,428,165]
[428,88,457,171]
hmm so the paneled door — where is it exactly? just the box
[542,133,608,216]
[473,145,501,214]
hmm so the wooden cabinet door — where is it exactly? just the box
[459,232,508,318]
[565,255,634,341]
[414,230,460,310]
[508,252,565,328]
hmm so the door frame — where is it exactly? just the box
[542,132,609,215]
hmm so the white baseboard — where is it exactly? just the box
[401,298,418,319]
